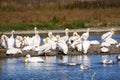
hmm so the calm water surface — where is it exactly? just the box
[0,35,120,80]
[0,54,120,80]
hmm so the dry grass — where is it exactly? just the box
[0,8,120,24]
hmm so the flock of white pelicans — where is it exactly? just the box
[1,27,120,69]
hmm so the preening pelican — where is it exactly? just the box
[23,54,44,63]
[70,37,82,51]
[68,32,80,44]
[56,35,68,54]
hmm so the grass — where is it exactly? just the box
[0,0,120,31]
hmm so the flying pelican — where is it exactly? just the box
[23,54,44,63]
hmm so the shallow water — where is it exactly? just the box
[0,54,120,80]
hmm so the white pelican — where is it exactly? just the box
[81,28,90,41]
[101,41,111,47]
[68,32,80,44]
[6,47,22,54]
[82,40,91,54]
[47,32,56,41]
[56,35,68,54]
[15,36,23,48]
[22,46,33,51]
[101,47,109,53]
[33,27,41,47]
[7,30,15,48]
[38,38,56,54]
[116,43,120,48]
[90,40,100,45]
[102,58,114,64]
[61,28,69,42]
[80,64,90,70]
[102,55,114,64]
[67,62,77,66]
[70,37,82,51]
[1,34,8,48]
[101,28,115,41]
[23,54,44,63]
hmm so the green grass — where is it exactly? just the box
[1,21,115,32]
[0,20,88,31]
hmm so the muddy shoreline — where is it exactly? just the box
[0,44,120,58]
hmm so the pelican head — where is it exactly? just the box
[23,54,31,63]
[36,31,39,34]
[12,30,15,33]
[26,54,31,58]
[65,28,69,33]
[73,32,78,36]
[34,27,37,31]
[111,28,115,34]
[48,32,52,37]
[56,35,60,41]
[44,38,49,44]
[87,28,90,32]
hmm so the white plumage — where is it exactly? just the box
[6,47,22,54]
[23,54,44,63]
[56,35,68,54]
